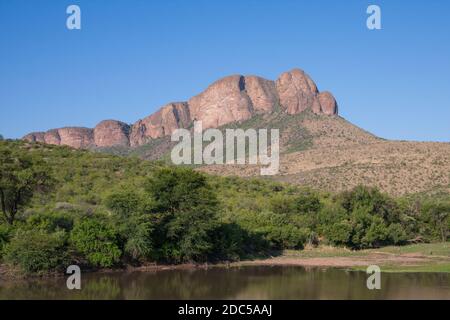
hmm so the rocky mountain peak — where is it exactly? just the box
[23,68,338,149]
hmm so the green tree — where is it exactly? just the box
[70,218,122,268]
[3,229,69,273]
[105,189,144,218]
[340,185,398,222]
[146,167,219,262]
[105,189,155,262]
[0,144,52,224]
[421,201,450,242]
[294,190,322,215]
[124,218,154,262]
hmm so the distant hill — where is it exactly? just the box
[198,111,450,196]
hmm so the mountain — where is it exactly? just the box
[198,112,450,196]
[23,68,337,148]
[22,68,450,196]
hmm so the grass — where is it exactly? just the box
[363,263,450,273]
[281,243,450,273]
[373,242,449,257]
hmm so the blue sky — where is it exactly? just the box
[0,0,449,141]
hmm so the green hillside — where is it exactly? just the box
[0,139,448,275]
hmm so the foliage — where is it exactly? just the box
[147,167,219,262]
[0,142,53,224]
[0,140,448,274]
[420,201,450,242]
[26,211,74,233]
[70,218,122,268]
[3,229,68,273]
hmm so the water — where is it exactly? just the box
[0,266,449,300]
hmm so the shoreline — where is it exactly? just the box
[1,243,449,280]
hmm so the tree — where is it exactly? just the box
[146,167,219,262]
[421,201,450,242]
[105,189,144,218]
[0,145,52,224]
[0,135,3,141]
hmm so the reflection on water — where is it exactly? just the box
[0,266,449,300]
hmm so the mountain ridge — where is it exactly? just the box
[23,68,338,149]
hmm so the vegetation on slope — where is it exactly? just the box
[0,140,449,275]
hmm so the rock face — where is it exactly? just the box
[275,69,322,115]
[24,128,94,148]
[318,91,338,115]
[23,68,338,149]
[57,128,94,149]
[244,76,279,113]
[189,75,253,129]
[94,120,130,147]
[130,102,190,146]
[23,132,45,143]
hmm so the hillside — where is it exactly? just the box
[199,112,450,196]
[1,139,449,276]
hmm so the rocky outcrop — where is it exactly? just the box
[94,120,130,147]
[130,102,190,146]
[275,69,322,115]
[23,68,338,149]
[57,127,94,149]
[44,130,62,145]
[23,132,45,143]
[24,127,94,148]
[244,76,279,113]
[318,91,338,116]
[188,75,253,129]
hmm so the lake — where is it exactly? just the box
[0,266,449,300]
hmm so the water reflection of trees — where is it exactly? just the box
[0,267,449,299]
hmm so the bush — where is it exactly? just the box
[420,201,450,242]
[0,224,12,258]
[324,221,353,246]
[26,212,74,232]
[3,229,68,273]
[70,218,122,268]
[124,216,154,262]
[105,190,147,218]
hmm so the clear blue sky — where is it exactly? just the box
[1,0,449,141]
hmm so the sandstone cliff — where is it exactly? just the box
[23,68,338,149]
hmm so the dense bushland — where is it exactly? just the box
[0,140,448,274]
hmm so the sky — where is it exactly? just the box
[0,0,449,141]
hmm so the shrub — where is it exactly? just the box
[105,190,145,218]
[387,223,408,244]
[420,201,450,242]
[294,190,323,215]
[324,221,353,246]
[70,218,122,268]
[0,224,12,258]
[124,216,154,262]
[26,212,74,232]
[3,229,68,273]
